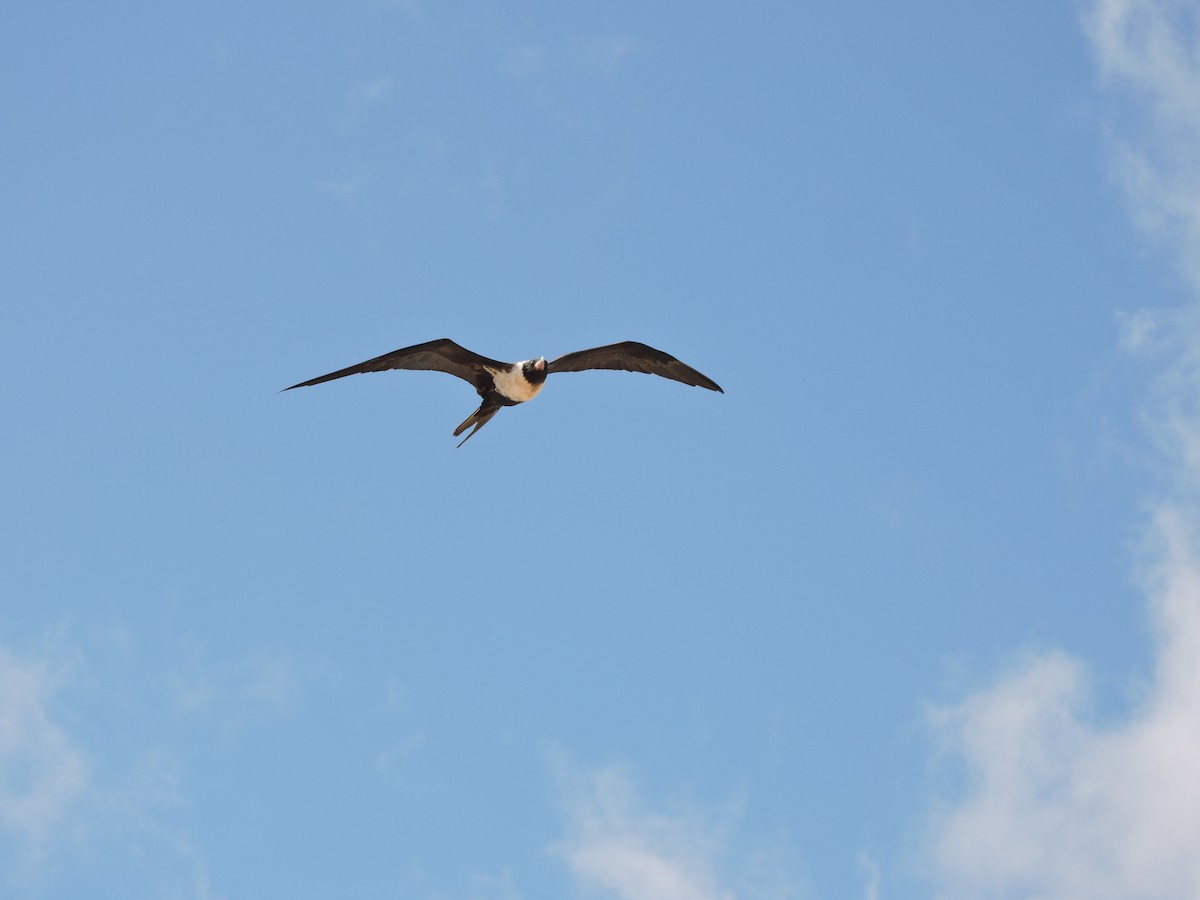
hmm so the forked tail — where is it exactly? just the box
[453,403,501,447]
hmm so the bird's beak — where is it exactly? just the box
[534,358,546,372]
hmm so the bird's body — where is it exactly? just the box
[485,362,546,404]
[283,338,722,446]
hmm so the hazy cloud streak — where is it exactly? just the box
[0,646,88,858]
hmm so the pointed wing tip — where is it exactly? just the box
[688,373,723,393]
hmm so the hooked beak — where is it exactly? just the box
[533,358,546,372]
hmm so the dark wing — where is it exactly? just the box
[546,341,723,393]
[282,339,509,392]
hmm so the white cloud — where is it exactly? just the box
[925,509,1200,899]
[553,763,735,900]
[924,4,1200,898]
[1087,0,1200,286]
[551,757,809,900]
[0,647,89,858]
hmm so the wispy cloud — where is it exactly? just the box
[574,36,635,75]
[349,75,396,107]
[374,732,426,789]
[317,172,371,197]
[857,852,881,900]
[339,74,396,134]
[553,761,735,900]
[373,0,422,15]
[501,35,634,81]
[1088,0,1200,285]
[211,40,231,70]
[0,637,225,897]
[166,646,301,728]
[551,755,809,900]
[502,45,544,79]
[459,868,523,900]
[0,647,89,865]
[924,4,1200,898]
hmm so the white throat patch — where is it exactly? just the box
[487,362,544,403]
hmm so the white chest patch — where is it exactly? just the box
[487,363,544,403]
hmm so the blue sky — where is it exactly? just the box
[4,1,1200,898]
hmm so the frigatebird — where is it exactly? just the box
[283,338,723,446]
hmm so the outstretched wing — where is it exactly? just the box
[282,339,509,392]
[546,341,723,393]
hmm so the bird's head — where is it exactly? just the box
[523,357,548,385]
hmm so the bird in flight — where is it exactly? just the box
[283,338,723,446]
